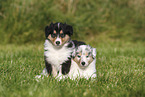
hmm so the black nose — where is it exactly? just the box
[56,41,60,45]
[81,62,85,66]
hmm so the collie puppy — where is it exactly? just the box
[44,22,75,77]
[57,45,97,80]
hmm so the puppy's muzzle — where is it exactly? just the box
[81,61,85,66]
[56,41,60,46]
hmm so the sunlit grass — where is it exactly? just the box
[0,44,144,97]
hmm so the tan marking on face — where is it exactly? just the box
[73,56,81,66]
[85,52,89,56]
[73,52,84,68]
[78,52,82,56]
[54,30,57,34]
[60,30,63,34]
[60,35,70,45]
[88,56,94,64]
[48,34,57,45]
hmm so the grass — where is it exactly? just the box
[0,0,144,96]
[0,43,144,97]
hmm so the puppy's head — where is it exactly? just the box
[72,45,96,69]
[45,22,73,47]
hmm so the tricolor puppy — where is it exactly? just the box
[57,45,97,80]
[44,22,75,77]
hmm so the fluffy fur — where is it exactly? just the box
[57,45,97,80]
[44,22,75,77]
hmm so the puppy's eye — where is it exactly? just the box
[60,33,65,38]
[86,56,89,58]
[51,34,56,38]
[77,55,81,58]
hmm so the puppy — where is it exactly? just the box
[57,45,97,80]
[44,22,75,77]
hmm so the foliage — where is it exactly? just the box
[0,0,145,44]
[0,44,144,97]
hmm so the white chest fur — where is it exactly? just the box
[44,40,73,71]
[68,59,97,79]
[57,58,97,80]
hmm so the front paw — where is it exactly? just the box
[56,75,67,81]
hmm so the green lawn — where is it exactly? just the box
[0,44,144,97]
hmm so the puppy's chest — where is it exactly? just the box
[44,47,72,66]
[70,60,95,75]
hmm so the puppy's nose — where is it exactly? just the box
[81,62,85,66]
[56,41,60,45]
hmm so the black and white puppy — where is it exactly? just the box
[44,22,75,77]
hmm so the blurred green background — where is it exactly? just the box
[0,0,145,44]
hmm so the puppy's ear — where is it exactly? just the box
[65,25,73,36]
[45,22,53,38]
[87,45,92,52]
[92,48,96,58]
